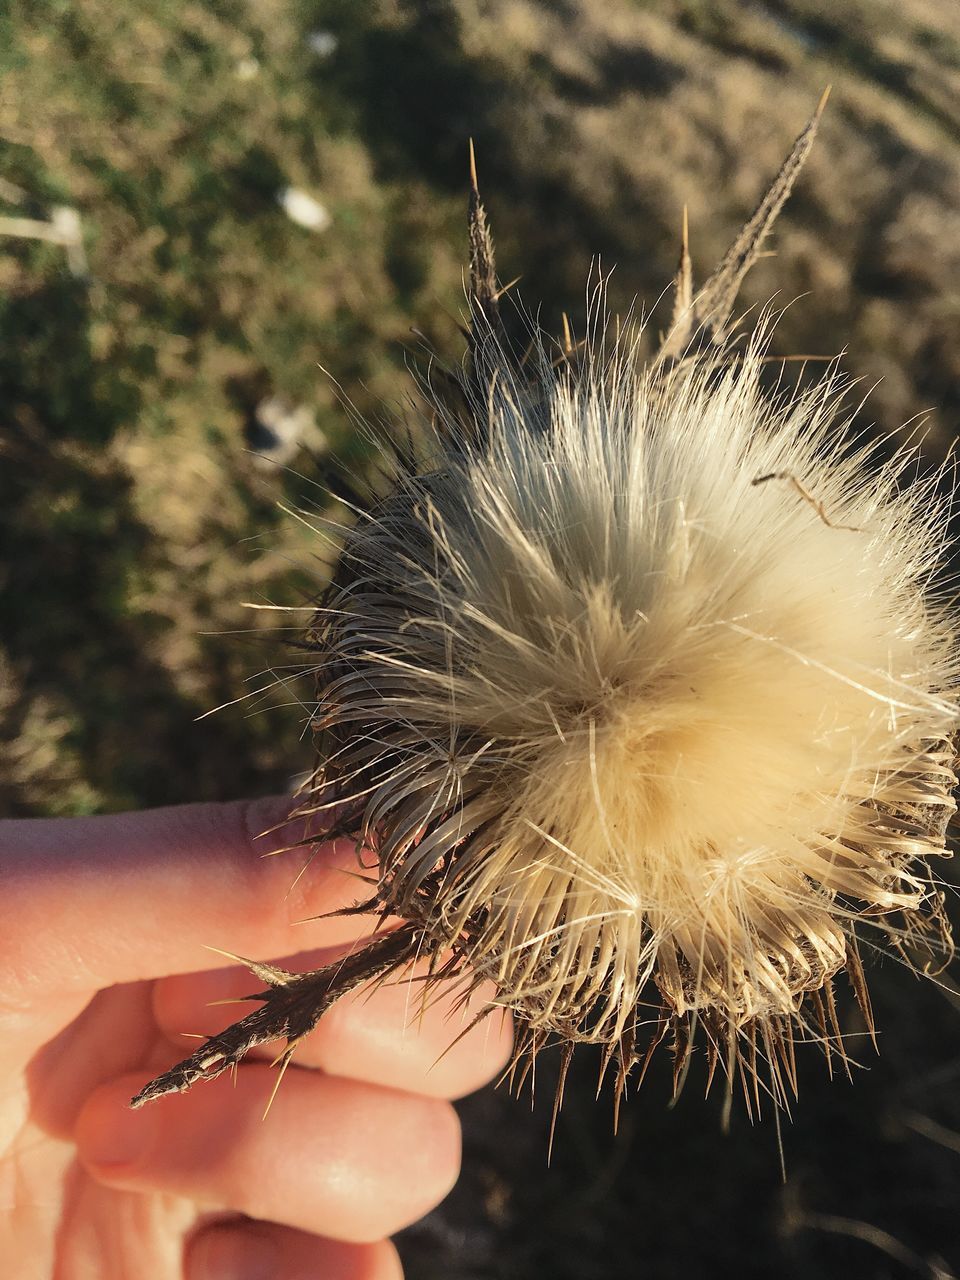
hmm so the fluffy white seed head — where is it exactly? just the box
[295,103,960,1105]
[309,329,958,1083]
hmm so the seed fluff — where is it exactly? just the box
[134,96,958,1117]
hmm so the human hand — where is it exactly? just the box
[0,797,513,1279]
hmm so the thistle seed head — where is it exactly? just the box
[307,325,957,1084]
[134,97,959,1116]
[303,97,958,1103]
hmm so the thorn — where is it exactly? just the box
[612,1026,634,1134]
[846,936,878,1053]
[748,1020,761,1116]
[561,312,574,356]
[550,335,588,368]
[783,1025,799,1099]
[664,203,694,353]
[205,995,266,1008]
[548,1043,573,1166]
[704,1028,720,1097]
[201,945,295,987]
[636,1017,669,1088]
[262,1047,295,1121]
[518,335,537,370]
[677,204,692,304]
[493,274,522,301]
[810,988,834,1079]
[772,1095,788,1184]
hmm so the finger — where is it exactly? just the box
[0,797,381,1000]
[185,1221,402,1280]
[153,952,513,1100]
[76,1067,461,1243]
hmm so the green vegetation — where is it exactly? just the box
[0,0,472,814]
[3,1,960,1275]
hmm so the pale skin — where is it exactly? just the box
[0,796,514,1279]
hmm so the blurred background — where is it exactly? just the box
[2,1,960,1276]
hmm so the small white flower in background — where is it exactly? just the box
[277,187,331,233]
[249,395,325,468]
[234,56,260,81]
[49,206,81,245]
[0,198,87,278]
[307,30,338,58]
[48,207,87,277]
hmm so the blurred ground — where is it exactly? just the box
[2,1,960,1276]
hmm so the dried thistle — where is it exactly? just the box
[134,96,958,1118]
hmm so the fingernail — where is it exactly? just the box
[188,1227,279,1280]
[76,1093,159,1170]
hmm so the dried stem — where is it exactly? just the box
[131,923,426,1108]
